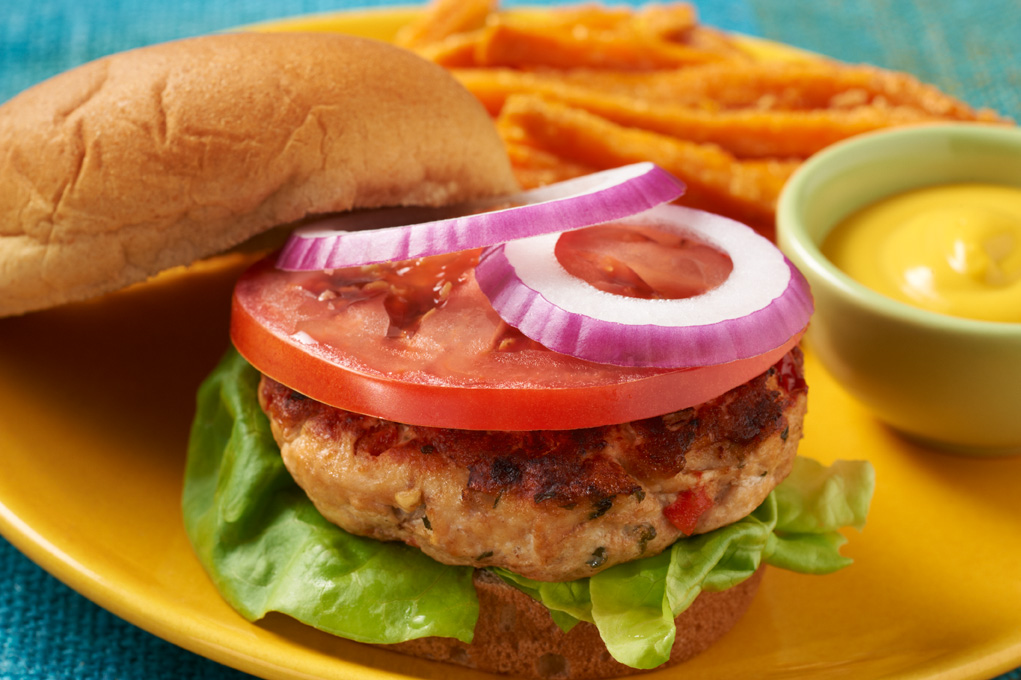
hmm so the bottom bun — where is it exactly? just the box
[385,567,765,679]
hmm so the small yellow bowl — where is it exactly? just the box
[777,123,1021,456]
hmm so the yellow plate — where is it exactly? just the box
[1,8,1020,680]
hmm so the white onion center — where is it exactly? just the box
[503,204,790,327]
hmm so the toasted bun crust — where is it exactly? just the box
[387,567,764,679]
[0,32,517,317]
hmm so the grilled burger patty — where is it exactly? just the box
[259,348,807,582]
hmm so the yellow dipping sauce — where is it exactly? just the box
[822,183,1021,323]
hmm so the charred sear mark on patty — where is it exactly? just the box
[460,433,640,512]
[622,350,804,479]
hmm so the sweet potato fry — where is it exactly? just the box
[474,23,699,70]
[452,66,721,115]
[497,95,797,235]
[535,92,950,158]
[503,5,635,31]
[450,68,599,116]
[503,141,597,190]
[472,10,746,70]
[542,60,1005,120]
[394,0,496,50]
[631,3,698,42]
[416,29,488,68]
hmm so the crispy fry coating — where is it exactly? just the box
[632,3,698,42]
[503,140,597,189]
[519,93,949,158]
[458,67,983,158]
[416,30,487,68]
[473,18,743,70]
[663,60,1005,119]
[394,0,496,50]
[454,60,1005,120]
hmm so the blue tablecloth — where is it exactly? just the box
[1,1,1019,679]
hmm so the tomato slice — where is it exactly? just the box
[230,252,803,431]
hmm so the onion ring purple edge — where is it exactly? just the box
[475,243,814,369]
[275,162,685,271]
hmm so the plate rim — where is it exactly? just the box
[1,7,1020,680]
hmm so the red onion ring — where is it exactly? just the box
[475,204,813,368]
[275,162,684,271]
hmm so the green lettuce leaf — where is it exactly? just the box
[182,349,875,667]
[502,455,876,669]
[767,456,875,574]
[182,349,478,644]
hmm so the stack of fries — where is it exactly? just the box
[396,0,1007,238]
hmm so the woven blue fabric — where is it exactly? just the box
[1,1,1019,679]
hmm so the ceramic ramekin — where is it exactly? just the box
[777,123,1021,456]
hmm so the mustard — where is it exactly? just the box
[822,183,1021,323]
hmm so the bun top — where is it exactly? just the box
[0,32,518,317]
